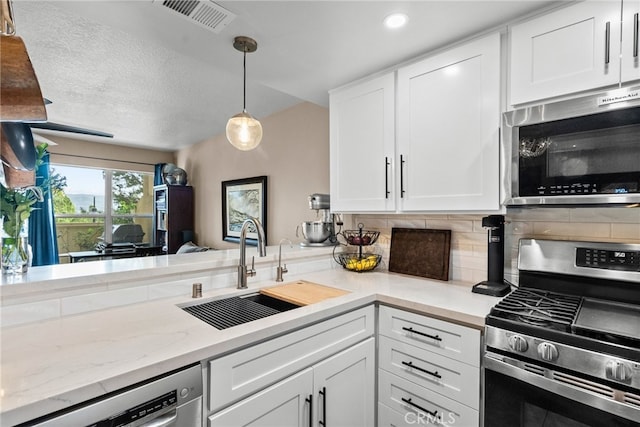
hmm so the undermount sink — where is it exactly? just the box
[181,292,300,330]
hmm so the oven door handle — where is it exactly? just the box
[483,354,640,423]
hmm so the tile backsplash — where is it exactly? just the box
[351,207,640,287]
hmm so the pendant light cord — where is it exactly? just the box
[243,49,247,112]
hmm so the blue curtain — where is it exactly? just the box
[28,151,59,266]
[154,163,165,186]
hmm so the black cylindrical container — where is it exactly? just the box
[485,215,505,283]
[472,215,510,296]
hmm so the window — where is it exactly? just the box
[52,164,154,253]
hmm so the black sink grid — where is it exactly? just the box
[182,293,299,330]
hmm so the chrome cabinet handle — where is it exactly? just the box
[319,387,327,426]
[305,395,313,427]
[385,156,391,199]
[401,397,438,418]
[400,154,406,198]
[401,360,442,379]
[605,21,611,64]
[402,326,442,341]
[634,13,639,58]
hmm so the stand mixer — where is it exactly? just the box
[297,193,341,246]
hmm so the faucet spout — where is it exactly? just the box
[238,217,267,289]
[276,238,292,282]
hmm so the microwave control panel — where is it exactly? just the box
[534,182,639,196]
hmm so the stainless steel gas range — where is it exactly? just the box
[483,239,640,426]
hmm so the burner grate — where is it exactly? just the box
[492,289,581,329]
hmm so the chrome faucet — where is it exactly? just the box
[237,217,267,289]
[276,238,292,282]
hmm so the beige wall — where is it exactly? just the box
[176,102,329,248]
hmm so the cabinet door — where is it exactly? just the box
[330,73,395,212]
[622,0,640,82]
[510,1,621,105]
[397,33,500,211]
[208,368,313,427]
[312,338,375,427]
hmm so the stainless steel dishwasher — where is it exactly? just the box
[23,364,202,427]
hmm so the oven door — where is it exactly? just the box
[483,353,640,427]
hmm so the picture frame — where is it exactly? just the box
[222,175,268,245]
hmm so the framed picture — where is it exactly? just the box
[222,175,268,245]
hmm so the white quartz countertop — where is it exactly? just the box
[0,268,500,426]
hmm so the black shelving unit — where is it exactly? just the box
[153,185,194,254]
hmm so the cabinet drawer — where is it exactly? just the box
[379,306,480,366]
[378,402,417,427]
[208,306,374,412]
[378,369,479,427]
[379,336,479,409]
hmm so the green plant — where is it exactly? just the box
[0,144,49,239]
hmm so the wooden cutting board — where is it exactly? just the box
[260,280,350,306]
[388,228,452,281]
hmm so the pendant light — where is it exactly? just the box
[226,36,263,151]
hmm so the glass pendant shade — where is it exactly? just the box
[226,111,262,151]
[227,36,262,151]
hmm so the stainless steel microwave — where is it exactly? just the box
[504,86,640,206]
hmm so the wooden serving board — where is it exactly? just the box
[260,280,350,306]
[388,228,451,281]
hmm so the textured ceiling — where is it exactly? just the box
[12,1,559,151]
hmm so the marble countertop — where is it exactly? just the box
[0,268,500,426]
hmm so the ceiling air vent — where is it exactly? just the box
[153,0,236,34]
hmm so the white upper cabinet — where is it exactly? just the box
[509,1,637,106]
[330,33,501,213]
[622,0,640,82]
[330,73,396,212]
[397,33,501,211]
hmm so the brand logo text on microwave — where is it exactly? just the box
[597,90,639,106]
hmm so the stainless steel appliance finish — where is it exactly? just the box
[483,239,640,426]
[24,364,202,426]
[298,193,340,247]
[504,85,640,206]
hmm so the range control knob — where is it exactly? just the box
[537,342,558,362]
[606,360,632,382]
[508,335,528,352]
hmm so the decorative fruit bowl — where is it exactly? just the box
[339,229,380,246]
[334,253,382,272]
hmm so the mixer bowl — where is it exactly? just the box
[299,221,332,243]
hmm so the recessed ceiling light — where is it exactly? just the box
[384,13,408,29]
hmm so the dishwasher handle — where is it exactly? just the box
[140,409,178,427]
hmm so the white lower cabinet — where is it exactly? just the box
[208,368,314,427]
[378,306,481,427]
[205,306,375,427]
[209,338,375,427]
[312,338,375,427]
